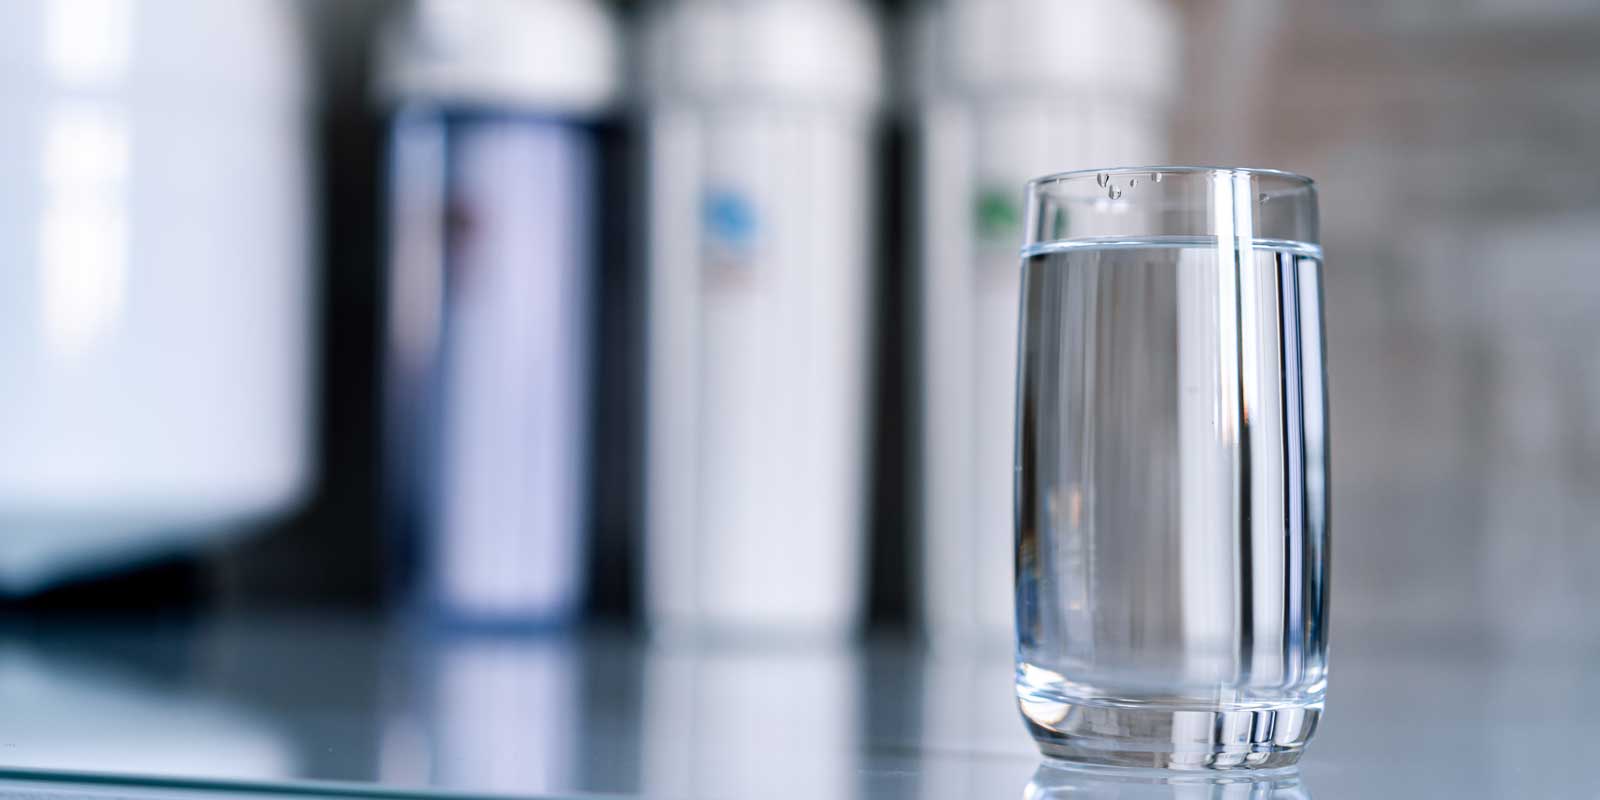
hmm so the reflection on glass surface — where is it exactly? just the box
[911,644,1036,799]
[8,616,1600,798]
[1027,762,1310,799]
[0,641,293,780]
[380,634,581,793]
[643,643,860,799]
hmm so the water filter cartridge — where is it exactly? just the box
[912,0,1178,644]
[378,0,619,626]
[641,0,884,637]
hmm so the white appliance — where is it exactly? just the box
[912,0,1179,644]
[0,0,313,594]
[641,0,884,638]
[377,0,620,626]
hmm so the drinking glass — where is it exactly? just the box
[1014,166,1328,769]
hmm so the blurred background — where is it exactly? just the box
[4,0,1599,648]
[6,1,1600,797]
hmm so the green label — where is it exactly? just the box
[975,187,1021,244]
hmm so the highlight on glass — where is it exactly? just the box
[1014,166,1328,769]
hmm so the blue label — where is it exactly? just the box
[703,190,759,251]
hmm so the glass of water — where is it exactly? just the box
[1014,166,1328,770]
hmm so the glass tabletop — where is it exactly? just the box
[0,615,1596,799]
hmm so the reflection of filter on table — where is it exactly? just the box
[378,0,619,626]
[644,645,860,798]
[911,0,1177,644]
[0,0,311,594]
[916,649,1037,800]
[642,0,883,637]
[0,647,294,779]
[387,637,581,792]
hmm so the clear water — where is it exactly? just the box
[1015,237,1329,714]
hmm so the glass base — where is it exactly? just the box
[1020,698,1320,771]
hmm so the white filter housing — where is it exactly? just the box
[0,0,312,593]
[643,0,883,638]
[914,0,1179,644]
[378,0,620,625]
[377,0,619,115]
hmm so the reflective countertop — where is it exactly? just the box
[0,614,1595,799]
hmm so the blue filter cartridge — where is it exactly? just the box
[378,0,619,627]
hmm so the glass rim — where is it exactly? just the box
[1026,164,1316,189]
